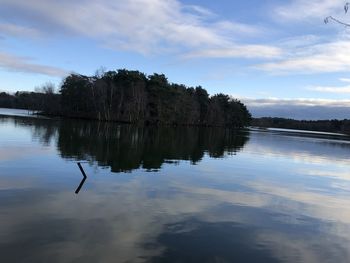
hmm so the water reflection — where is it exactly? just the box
[1,116,249,172]
[151,214,349,263]
[245,130,350,165]
[1,114,350,262]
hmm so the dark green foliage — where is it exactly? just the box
[0,91,60,114]
[0,92,14,108]
[60,74,96,118]
[252,117,350,134]
[58,69,251,127]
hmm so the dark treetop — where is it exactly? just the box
[59,69,251,127]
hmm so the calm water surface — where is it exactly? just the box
[1,109,350,263]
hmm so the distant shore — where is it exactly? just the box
[252,117,350,135]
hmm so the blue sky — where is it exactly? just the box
[1,0,350,119]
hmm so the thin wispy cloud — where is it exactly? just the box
[307,78,350,94]
[0,23,41,38]
[183,5,215,17]
[308,85,350,93]
[340,77,350,82]
[276,35,323,49]
[183,45,282,59]
[0,51,68,77]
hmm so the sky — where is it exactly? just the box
[0,0,350,119]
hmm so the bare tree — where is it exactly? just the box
[35,82,56,94]
[324,2,350,27]
[94,66,107,78]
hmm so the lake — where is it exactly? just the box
[1,109,350,263]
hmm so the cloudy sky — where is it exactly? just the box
[1,0,350,119]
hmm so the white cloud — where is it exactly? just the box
[307,85,350,93]
[183,45,282,59]
[183,5,215,17]
[0,0,277,58]
[2,0,349,77]
[256,39,350,73]
[0,23,41,38]
[212,20,265,36]
[0,51,68,77]
[274,0,345,21]
[339,77,350,82]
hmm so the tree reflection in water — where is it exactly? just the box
[3,116,249,194]
[5,116,249,173]
[58,121,249,172]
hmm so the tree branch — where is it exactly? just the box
[324,16,350,27]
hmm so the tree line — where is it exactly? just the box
[0,69,252,127]
[252,117,350,134]
[59,69,251,127]
[0,90,60,115]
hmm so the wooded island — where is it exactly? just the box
[0,69,252,127]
